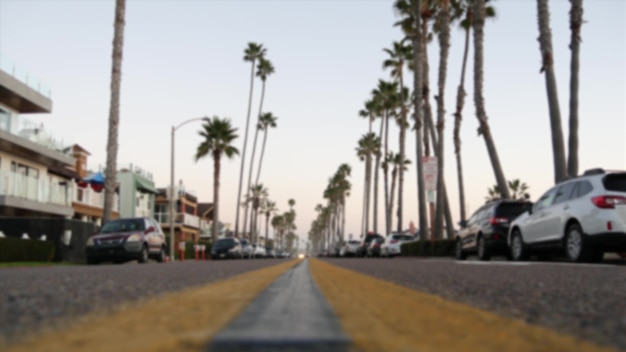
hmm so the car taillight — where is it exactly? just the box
[592,195,626,209]
[390,240,398,244]
[489,217,508,225]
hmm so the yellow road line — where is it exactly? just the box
[6,260,300,352]
[309,259,617,352]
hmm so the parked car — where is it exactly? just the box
[380,232,416,258]
[456,199,533,261]
[240,239,253,259]
[356,233,383,257]
[367,237,385,257]
[211,237,243,259]
[265,248,277,258]
[341,240,361,257]
[508,168,626,263]
[251,243,266,258]
[86,217,166,264]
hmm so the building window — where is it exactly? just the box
[10,161,39,179]
[0,108,10,132]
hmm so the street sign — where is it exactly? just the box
[423,156,438,191]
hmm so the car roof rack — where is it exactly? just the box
[582,168,606,176]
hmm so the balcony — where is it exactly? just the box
[155,212,200,228]
[0,55,52,113]
[0,169,73,216]
[74,184,119,212]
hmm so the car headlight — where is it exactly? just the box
[86,237,94,247]
[126,234,141,242]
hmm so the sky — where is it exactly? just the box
[0,0,624,244]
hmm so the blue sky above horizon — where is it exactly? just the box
[1,0,624,241]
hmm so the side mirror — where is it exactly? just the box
[459,220,468,228]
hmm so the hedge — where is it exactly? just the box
[400,239,456,257]
[0,237,56,263]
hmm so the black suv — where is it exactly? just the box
[211,237,243,260]
[356,233,383,257]
[456,200,532,261]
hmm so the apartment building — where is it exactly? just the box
[154,181,201,255]
[116,163,157,219]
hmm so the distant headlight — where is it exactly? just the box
[298,253,305,259]
[126,234,141,242]
[86,237,94,247]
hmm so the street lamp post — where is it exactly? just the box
[169,116,207,262]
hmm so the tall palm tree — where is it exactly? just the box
[356,132,380,235]
[247,184,268,243]
[243,57,275,237]
[383,40,413,233]
[567,0,583,177]
[103,0,126,223]
[195,117,239,243]
[384,151,411,233]
[336,164,352,242]
[234,42,266,237]
[433,0,451,241]
[262,199,278,247]
[394,0,429,237]
[473,0,510,199]
[255,112,278,185]
[537,0,567,183]
[359,98,380,134]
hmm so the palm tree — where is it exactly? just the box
[433,0,451,241]
[537,0,567,183]
[262,199,278,247]
[568,0,583,177]
[394,0,429,238]
[508,179,530,200]
[336,164,352,242]
[271,214,284,249]
[195,117,239,243]
[243,57,275,237]
[103,0,126,223]
[356,133,380,235]
[473,0,510,199]
[359,98,380,134]
[384,151,411,233]
[234,42,266,237]
[255,112,278,185]
[383,41,412,233]
[246,184,268,243]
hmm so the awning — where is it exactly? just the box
[82,171,105,184]
[135,176,158,194]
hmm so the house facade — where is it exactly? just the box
[154,181,201,256]
[117,163,157,218]
[0,59,75,218]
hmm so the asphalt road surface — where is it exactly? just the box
[323,257,626,351]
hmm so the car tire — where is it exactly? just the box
[138,245,149,264]
[87,259,99,265]
[156,246,166,263]
[477,236,491,261]
[564,222,592,263]
[455,239,467,260]
[511,229,530,261]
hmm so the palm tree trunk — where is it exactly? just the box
[454,22,471,223]
[434,2,451,241]
[383,111,391,235]
[412,1,428,240]
[255,128,270,185]
[568,0,583,177]
[537,0,567,184]
[390,166,397,233]
[422,20,434,159]
[341,199,346,242]
[426,105,455,240]
[474,0,510,199]
[235,59,257,236]
[243,81,266,238]
[361,166,367,236]
[212,152,221,243]
[365,154,373,233]
[397,72,406,233]
[265,214,269,248]
[373,118,384,233]
[103,0,126,224]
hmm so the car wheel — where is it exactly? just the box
[477,236,491,261]
[455,239,467,260]
[564,223,591,262]
[511,230,530,261]
[86,259,99,265]
[138,245,149,264]
[156,246,166,263]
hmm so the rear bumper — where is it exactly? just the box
[586,232,626,251]
[484,234,509,254]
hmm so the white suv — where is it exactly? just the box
[508,168,626,262]
[381,232,416,258]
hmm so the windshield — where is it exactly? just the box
[496,203,533,218]
[100,219,145,234]
[392,234,414,241]
[214,238,235,249]
[603,173,626,192]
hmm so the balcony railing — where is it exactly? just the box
[154,212,200,228]
[74,184,119,212]
[0,54,51,98]
[0,115,72,156]
[0,170,72,207]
